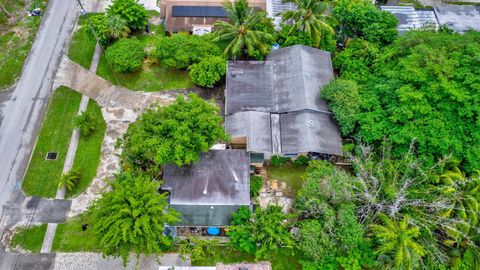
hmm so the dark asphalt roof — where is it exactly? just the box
[162,150,250,206]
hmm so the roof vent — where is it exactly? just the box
[307,120,314,127]
[304,72,311,78]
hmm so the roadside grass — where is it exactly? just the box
[10,224,47,253]
[52,211,98,252]
[67,100,106,198]
[192,246,301,270]
[0,0,46,90]
[67,15,96,69]
[22,87,82,198]
[267,164,306,198]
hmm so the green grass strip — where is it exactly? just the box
[22,87,82,198]
[10,224,47,253]
[52,211,98,252]
[67,100,106,198]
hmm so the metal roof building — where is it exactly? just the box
[162,150,250,226]
[380,6,438,33]
[225,45,343,157]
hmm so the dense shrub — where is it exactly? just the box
[105,38,144,73]
[271,155,291,167]
[276,24,314,48]
[188,56,226,87]
[106,0,148,30]
[293,155,310,167]
[156,35,222,69]
[74,111,98,137]
[333,0,398,45]
[58,169,81,192]
[250,175,263,198]
[85,14,110,45]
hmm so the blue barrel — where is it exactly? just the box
[207,227,220,235]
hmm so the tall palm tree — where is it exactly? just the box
[371,213,426,270]
[280,0,334,48]
[213,0,273,59]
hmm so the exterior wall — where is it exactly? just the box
[162,0,267,32]
[172,204,249,226]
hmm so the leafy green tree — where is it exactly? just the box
[85,14,110,45]
[333,0,398,45]
[92,172,180,266]
[74,111,99,137]
[106,0,148,30]
[179,237,220,263]
[122,94,227,170]
[156,34,222,69]
[276,24,314,47]
[105,38,144,73]
[106,14,130,39]
[188,56,226,87]
[58,169,81,192]
[213,0,274,59]
[371,214,426,270]
[227,206,294,259]
[328,30,480,172]
[321,79,361,136]
[332,38,379,82]
[280,0,334,48]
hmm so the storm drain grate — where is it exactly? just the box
[46,152,58,160]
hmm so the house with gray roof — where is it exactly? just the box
[161,149,250,226]
[225,45,343,159]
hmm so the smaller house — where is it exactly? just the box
[161,150,250,226]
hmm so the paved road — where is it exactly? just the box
[0,0,78,235]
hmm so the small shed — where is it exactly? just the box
[162,150,250,226]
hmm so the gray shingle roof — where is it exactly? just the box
[226,45,334,115]
[162,150,250,206]
[225,45,342,156]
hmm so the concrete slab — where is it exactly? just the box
[13,253,56,270]
[159,253,190,266]
[53,253,159,270]
[434,5,480,32]
[33,199,71,223]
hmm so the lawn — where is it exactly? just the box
[96,24,194,92]
[0,0,46,90]
[10,224,47,253]
[267,164,306,197]
[67,100,106,198]
[22,86,82,198]
[192,246,301,270]
[52,211,98,252]
[67,15,97,69]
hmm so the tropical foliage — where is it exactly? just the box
[213,0,274,59]
[92,172,180,266]
[105,38,144,73]
[121,94,227,171]
[280,0,334,48]
[58,169,81,192]
[106,0,148,30]
[156,34,222,69]
[74,111,99,137]
[188,56,226,87]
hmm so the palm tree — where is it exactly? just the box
[213,0,273,59]
[106,14,130,40]
[280,0,334,48]
[371,213,426,270]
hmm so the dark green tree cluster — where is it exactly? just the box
[324,30,480,171]
[227,206,294,260]
[105,38,145,73]
[91,172,180,266]
[121,94,227,171]
[188,56,226,88]
[85,0,148,45]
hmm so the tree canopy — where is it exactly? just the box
[121,94,227,170]
[325,30,480,171]
[106,0,148,30]
[92,172,180,265]
[188,56,226,88]
[105,38,144,73]
[156,34,222,69]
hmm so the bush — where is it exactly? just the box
[321,79,361,136]
[106,0,148,30]
[250,175,263,198]
[74,111,98,137]
[271,155,291,167]
[105,38,144,73]
[58,169,81,192]
[156,34,222,69]
[189,56,226,87]
[85,14,110,45]
[293,155,310,167]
